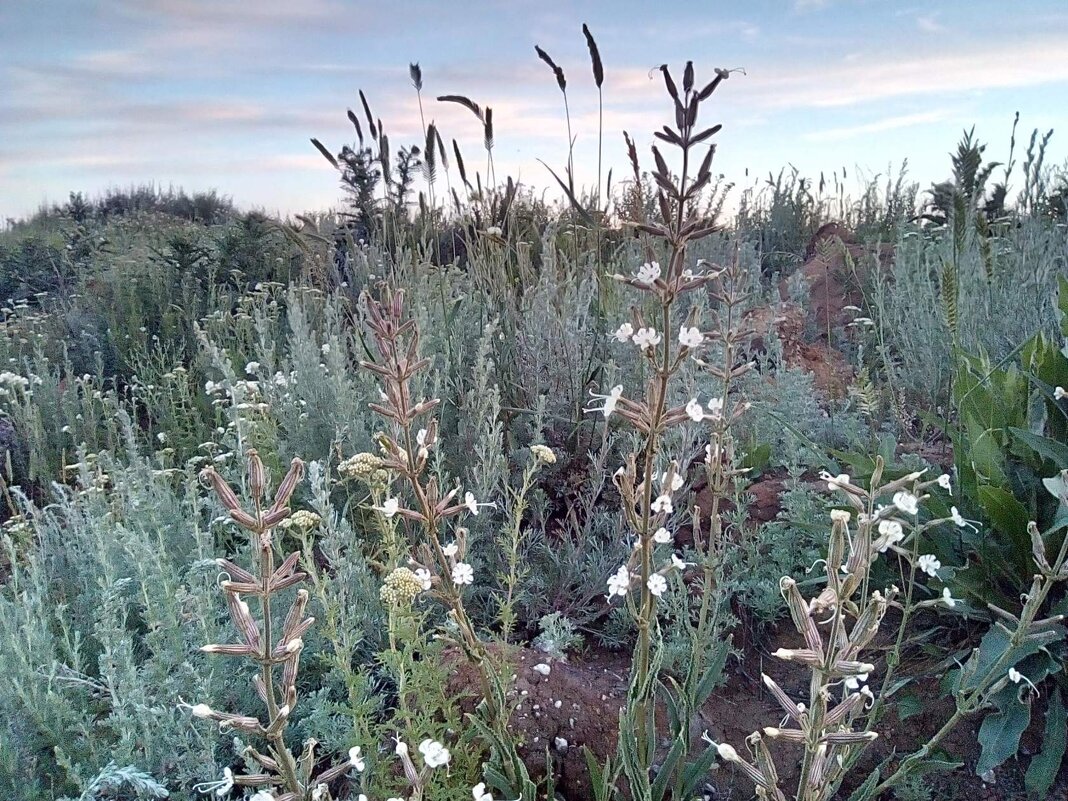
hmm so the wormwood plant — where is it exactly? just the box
[586,61,749,800]
[190,452,361,800]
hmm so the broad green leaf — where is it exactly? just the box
[976,695,1031,776]
[1025,689,1067,799]
[1009,427,1068,470]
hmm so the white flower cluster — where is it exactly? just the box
[0,370,41,398]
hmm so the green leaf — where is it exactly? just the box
[846,766,883,801]
[897,693,924,721]
[976,485,1031,569]
[1009,427,1068,470]
[976,695,1031,776]
[1025,689,1067,799]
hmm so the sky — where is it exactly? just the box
[1,0,1067,222]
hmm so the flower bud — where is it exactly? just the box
[247,449,268,500]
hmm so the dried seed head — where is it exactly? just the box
[201,467,242,513]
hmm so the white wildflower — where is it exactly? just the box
[653,527,672,544]
[418,739,450,768]
[607,565,631,599]
[1008,667,1023,684]
[442,542,459,557]
[876,519,905,552]
[473,783,494,801]
[586,385,624,418]
[636,261,661,283]
[651,494,673,515]
[686,398,705,422]
[321,343,331,355]
[245,361,260,375]
[821,471,851,491]
[414,568,432,590]
[679,326,704,348]
[1055,386,1066,400]
[192,766,234,797]
[893,491,919,516]
[349,746,365,771]
[936,474,951,491]
[942,587,958,608]
[376,498,400,518]
[614,322,634,342]
[632,327,662,351]
[647,574,667,597]
[451,562,474,586]
[917,554,941,577]
[464,491,495,515]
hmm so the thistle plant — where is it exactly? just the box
[191,451,362,801]
[357,286,535,799]
[589,60,743,797]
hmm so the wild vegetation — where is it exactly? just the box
[1,27,1068,801]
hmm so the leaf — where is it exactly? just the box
[1026,689,1067,798]
[976,694,1031,776]
[1010,427,1068,470]
[897,693,924,721]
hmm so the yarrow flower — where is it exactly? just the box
[647,574,667,597]
[586,385,624,418]
[678,326,704,348]
[614,322,634,342]
[380,567,428,606]
[893,491,919,516]
[917,553,941,577]
[531,444,557,464]
[607,565,631,599]
[451,562,474,586]
[632,327,662,351]
[418,739,451,768]
[636,261,661,283]
[653,526,672,544]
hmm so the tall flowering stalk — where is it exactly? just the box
[709,464,982,801]
[357,287,535,799]
[191,451,363,801]
[592,61,741,796]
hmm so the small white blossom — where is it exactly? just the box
[193,766,234,797]
[822,472,851,491]
[661,471,684,492]
[473,783,494,801]
[844,671,869,691]
[893,491,919,516]
[248,792,275,801]
[876,519,905,552]
[442,542,458,557]
[686,398,705,422]
[607,565,631,599]
[464,491,493,515]
[245,361,260,375]
[587,385,624,418]
[636,261,661,283]
[830,509,851,524]
[936,474,951,491]
[651,494,673,515]
[671,553,690,571]
[942,587,958,608]
[321,343,331,355]
[653,527,672,544]
[452,562,474,585]
[647,574,667,597]
[679,326,704,348]
[633,327,662,351]
[1055,386,1066,400]
[917,554,941,577]
[418,739,451,768]
[1008,667,1023,684]
[349,746,365,771]
[716,743,740,763]
[376,498,400,518]
[414,568,433,590]
[614,322,634,342]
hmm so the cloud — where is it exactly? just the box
[804,109,955,142]
[915,13,944,33]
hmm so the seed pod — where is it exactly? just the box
[247,449,268,501]
[201,467,242,513]
[270,457,305,515]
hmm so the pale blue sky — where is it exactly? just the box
[2,0,1066,220]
